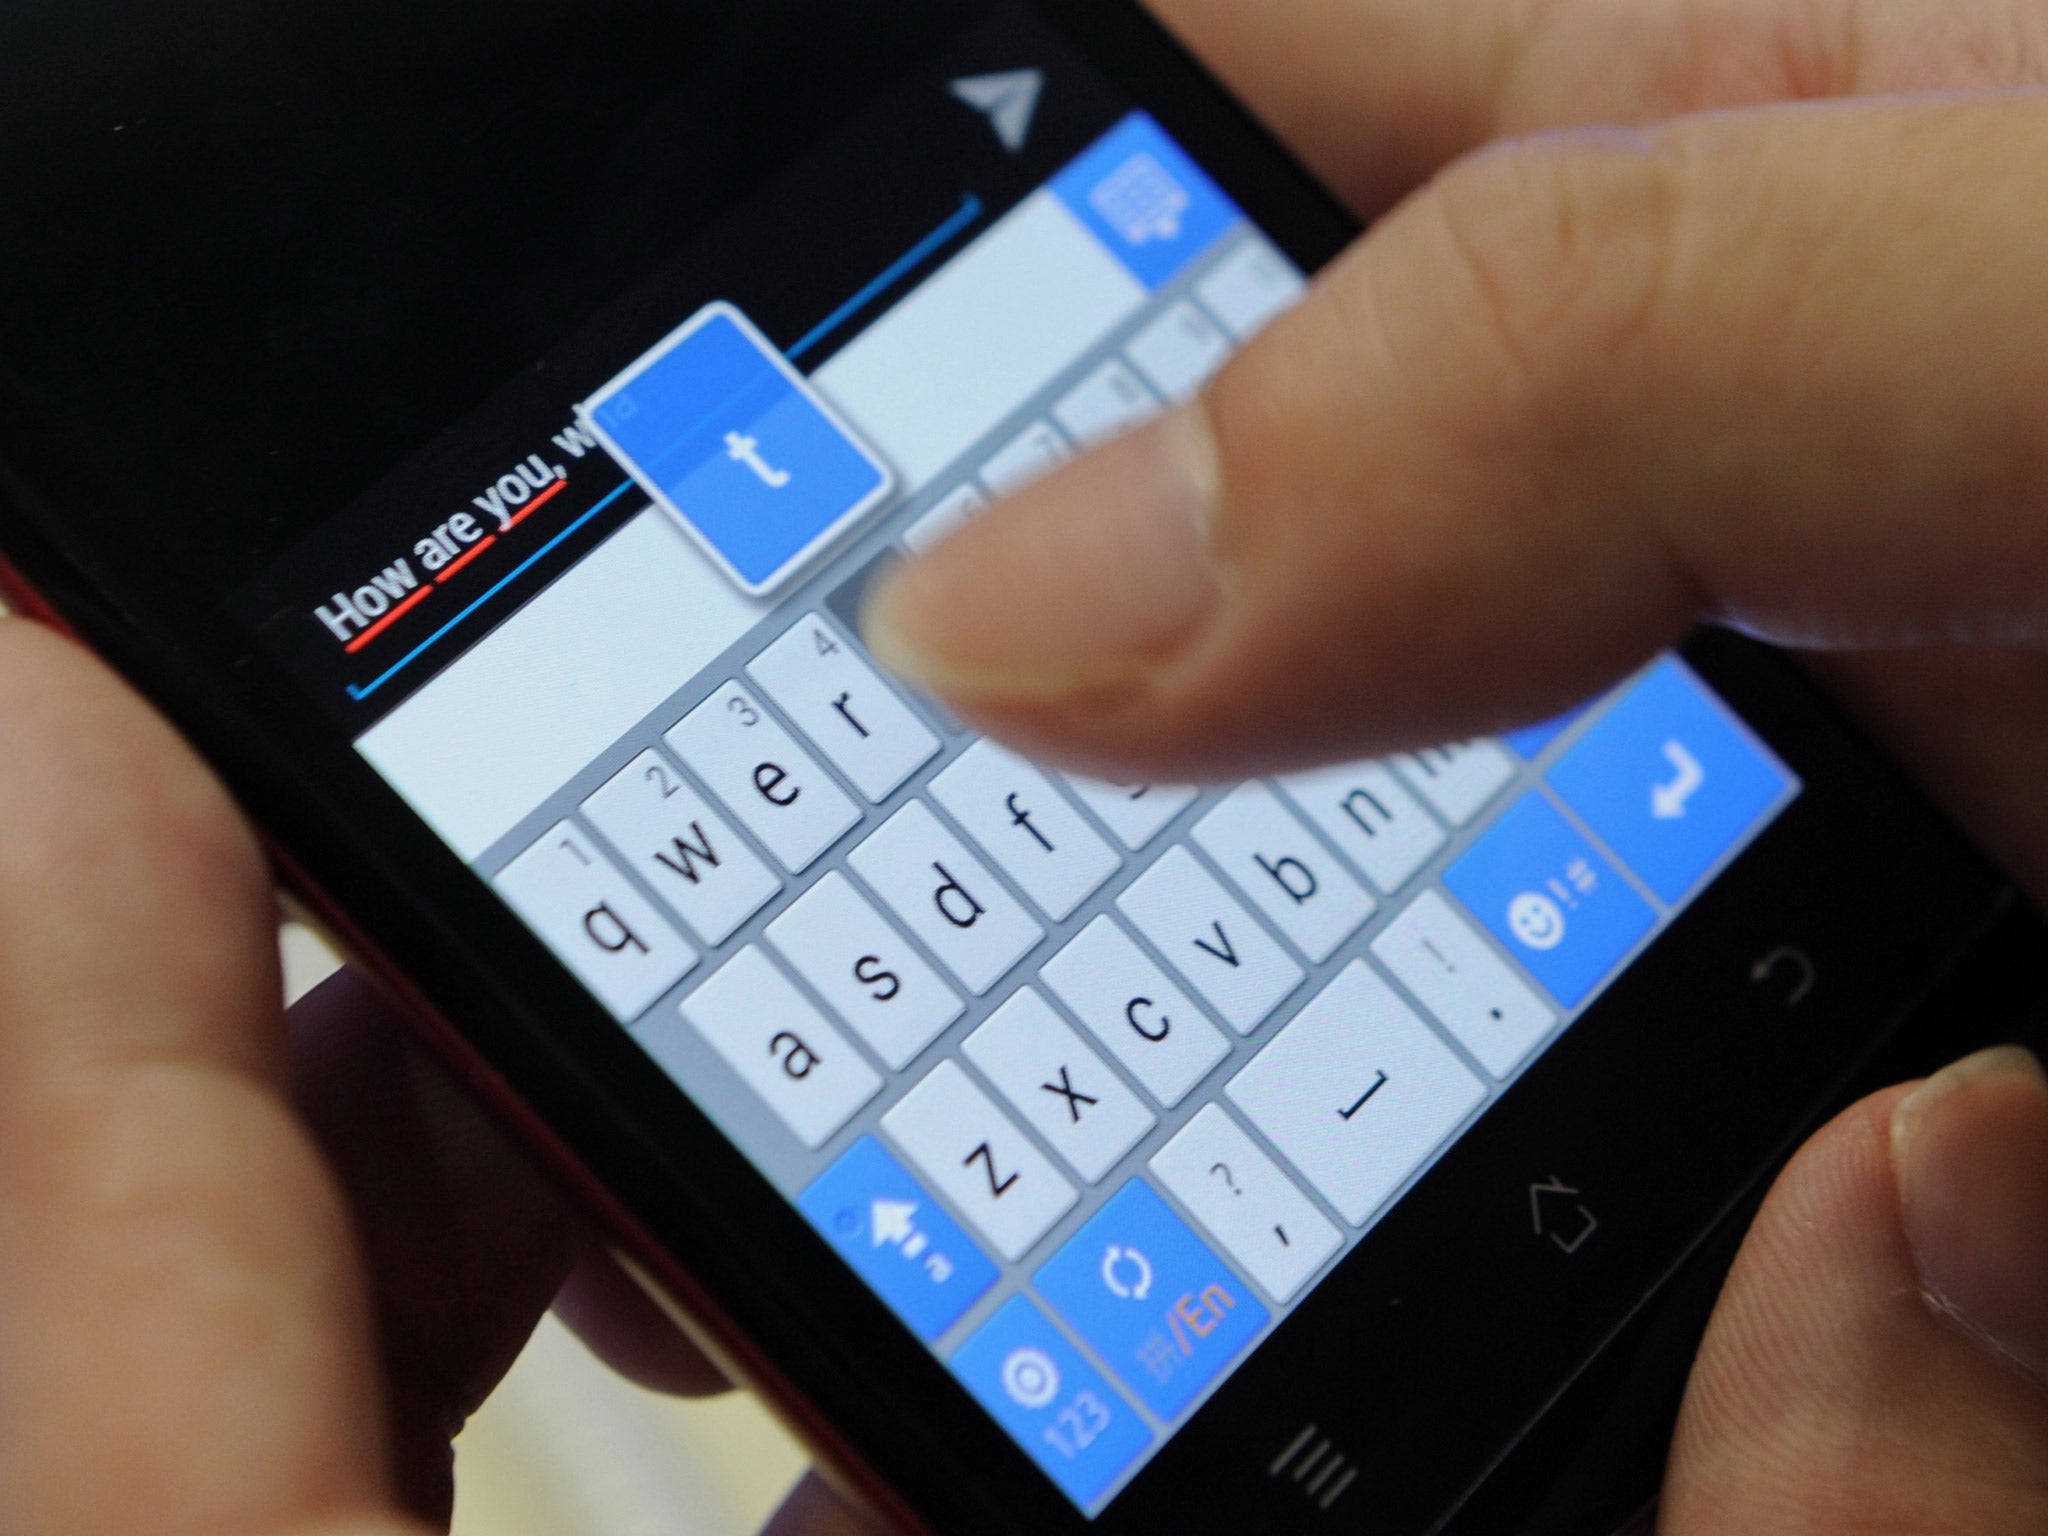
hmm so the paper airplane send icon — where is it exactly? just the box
[950,69,1045,154]
[871,1198,919,1248]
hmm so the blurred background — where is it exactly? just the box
[282,923,810,1536]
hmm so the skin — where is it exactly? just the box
[6,4,2048,1535]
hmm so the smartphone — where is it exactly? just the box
[1,4,2040,1532]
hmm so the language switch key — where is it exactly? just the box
[1034,1179,1269,1420]
[578,303,895,596]
[799,1137,998,1343]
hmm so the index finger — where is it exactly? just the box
[863,93,2048,772]
[1143,0,2048,211]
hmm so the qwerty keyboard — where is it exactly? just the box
[482,230,1795,1506]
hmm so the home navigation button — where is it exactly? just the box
[1529,1176,1599,1256]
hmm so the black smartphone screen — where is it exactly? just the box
[0,3,2013,1531]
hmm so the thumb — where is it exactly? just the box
[864,91,2048,779]
[1658,1046,2048,1533]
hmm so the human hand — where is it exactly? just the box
[0,620,748,1536]
[850,1,2048,1529]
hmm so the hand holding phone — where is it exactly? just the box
[862,2,2048,1529]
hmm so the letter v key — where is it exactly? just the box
[1194,921,1240,968]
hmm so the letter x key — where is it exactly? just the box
[1040,1066,1100,1123]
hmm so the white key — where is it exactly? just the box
[1395,742,1516,826]
[1061,774,1195,851]
[678,948,881,1150]
[581,751,780,946]
[1151,1105,1340,1303]
[848,801,1042,995]
[1228,962,1485,1224]
[903,484,988,555]
[494,822,697,1021]
[1278,761,1445,894]
[1196,238,1308,341]
[1053,359,1162,448]
[883,1060,1077,1260]
[1039,916,1228,1107]
[1126,301,1232,402]
[930,741,1118,921]
[1372,891,1556,1079]
[979,420,1072,499]
[1116,848,1303,1034]
[666,683,860,873]
[963,989,1153,1183]
[765,872,962,1070]
[1192,783,1376,963]
[749,614,939,802]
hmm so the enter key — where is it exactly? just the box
[1547,657,1797,906]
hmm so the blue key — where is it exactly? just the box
[1034,1181,1267,1420]
[580,302,894,595]
[1547,658,1796,905]
[798,1138,998,1343]
[1503,703,1590,761]
[1050,113,1243,292]
[951,1296,1154,1508]
[1443,793,1656,1009]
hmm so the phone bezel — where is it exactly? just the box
[0,3,2016,1532]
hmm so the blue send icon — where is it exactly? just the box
[578,302,896,596]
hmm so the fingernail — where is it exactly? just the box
[1892,1045,2048,1386]
[863,407,1224,705]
